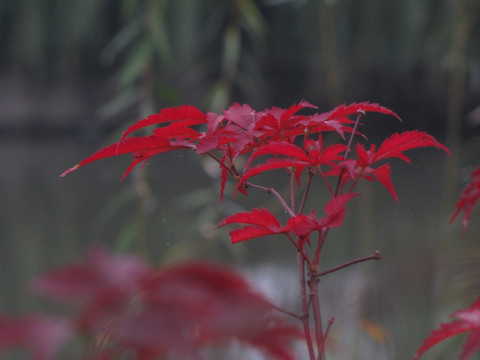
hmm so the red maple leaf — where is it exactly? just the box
[253,100,318,143]
[218,208,319,244]
[321,102,401,122]
[415,297,480,360]
[0,315,73,360]
[219,194,357,245]
[318,193,359,228]
[237,138,347,190]
[451,165,480,235]
[119,105,206,143]
[332,130,450,201]
[29,246,300,360]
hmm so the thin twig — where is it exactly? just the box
[205,152,237,178]
[298,171,314,214]
[271,304,302,320]
[314,229,328,268]
[317,250,382,277]
[246,181,295,217]
[333,111,365,197]
[318,169,334,197]
[290,169,296,212]
[319,318,335,360]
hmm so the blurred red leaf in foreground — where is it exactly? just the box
[0,246,300,360]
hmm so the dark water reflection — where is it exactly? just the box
[1,135,479,359]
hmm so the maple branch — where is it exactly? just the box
[246,181,296,217]
[298,253,316,360]
[308,275,324,360]
[344,110,365,160]
[334,110,365,196]
[205,152,238,178]
[317,250,382,277]
[319,318,335,360]
[318,169,334,197]
[271,304,302,320]
[298,171,314,214]
[290,169,296,212]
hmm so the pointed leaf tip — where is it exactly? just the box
[59,164,80,177]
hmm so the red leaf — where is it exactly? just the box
[219,208,282,229]
[373,130,451,163]
[461,329,480,360]
[32,245,150,303]
[247,142,311,165]
[451,165,480,235]
[119,105,206,143]
[325,102,401,121]
[253,101,317,142]
[414,320,476,360]
[372,163,398,201]
[0,315,73,360]
[415,297,480,360]
[319,193,359,228]
[134,261,301,359]
[219,208,322,244]
[223,103,256,130]
[238,140,346,191]
[60,135,177,177]
[30,247,300,359]
[229,226,284,244]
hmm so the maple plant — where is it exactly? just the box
[0,101,451,359]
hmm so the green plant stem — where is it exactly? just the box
[317,250,382,277]
[298,253,316,360]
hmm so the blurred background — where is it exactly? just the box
[1,0,480,358]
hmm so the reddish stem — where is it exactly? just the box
[319,318,335,359]
[298,253,316,360]
[334,110,365,197]
[298,171,314,214]
[205,152,237,178]
[290,169,296,212]
[317,250,382,277]
[246,181,295,217]
[308,275,324,360]
[318,169,334,197]
[314,229,328,268]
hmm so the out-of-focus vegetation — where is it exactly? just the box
[2,0,479,125]
[1,1,480,358]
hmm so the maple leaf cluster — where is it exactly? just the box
[0,246,301,360]
[61,101,449,247]
[58,101,452,359]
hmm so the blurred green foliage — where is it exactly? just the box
[2,0,479,118]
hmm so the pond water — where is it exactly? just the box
[0,132,478,359]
